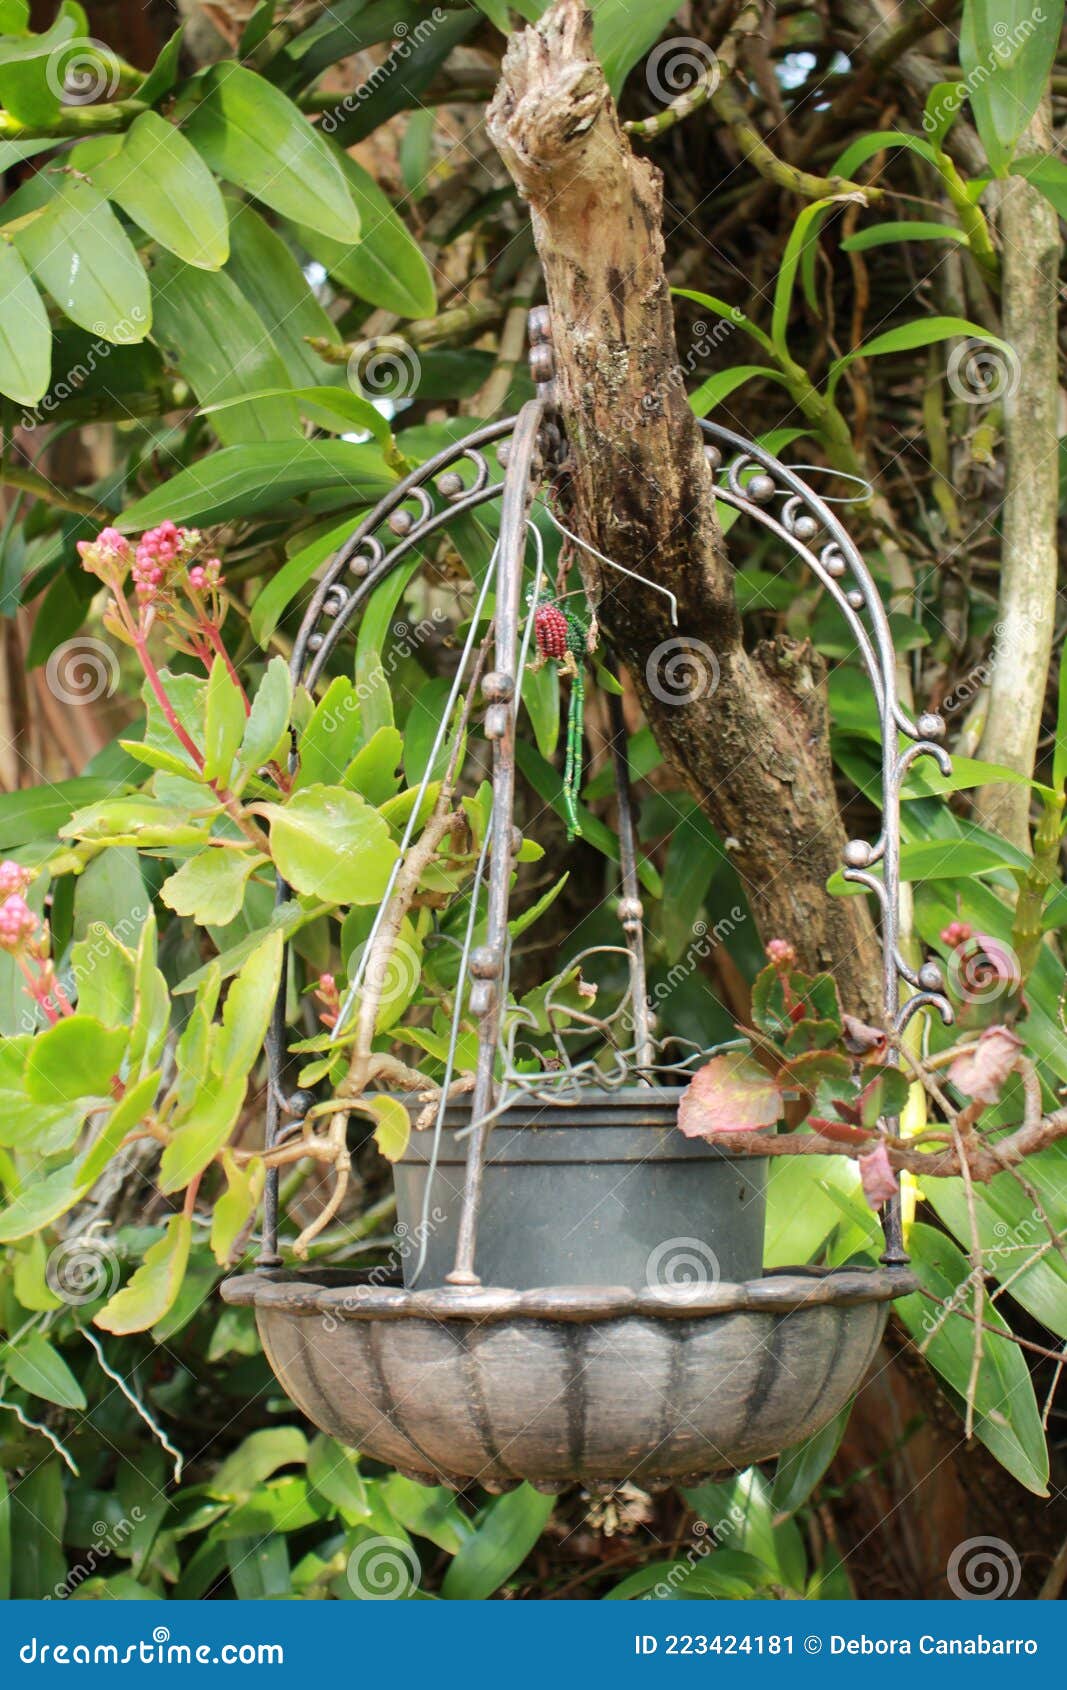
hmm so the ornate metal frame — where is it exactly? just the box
[260,387,953,1283]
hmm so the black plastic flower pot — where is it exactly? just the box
[392,1085,767,1291]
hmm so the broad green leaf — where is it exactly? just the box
[3,1331,85,1410]
[10,1461,66,1598]
[175,901,310,995]
[204,384,392,448]
[896,1223,1049,1493]
[203,656,247,784]
[69,920,136,1027]
[343,726,404,804]
[960,0,1064,174]
[25,1014,127,1105]
[366,1094,410,1162]
[593,0,689,97]
[354,555,422,737]
[158,1069,247,1193]
[1013,152,1067,218]
[77,1068,162,1190]
[14,177,151,342]
[213,928,284,1077]
[0,779,131,849]
[161,850,265,928]
[127,911,170,1078]
[840,220,968,252]
[440,1485,554,1600]
[0,1,83,125]
[237,657,293,781]
[96,1214,191,1334]
[259,785,398,904]
[225,203,342,385]
[149,253,300,444]
[295,676,363,790]
[183,63,359,243]
[210,1428,307,1500]
[292,151,434,319]
[137,24,183,105]
[0,1164,80,1243]
[116,441,396,529]
[0,238,49,405]
[92,111,229,270]
[210,1150,265,1266]
[380,1473,469,1551]
[830,131,937,179]
[923,81,965,150]
[307,1436,370,1521]
[12,1234,61,1312]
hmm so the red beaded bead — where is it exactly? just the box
[534,602,568,659]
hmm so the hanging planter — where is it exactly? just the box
[223,344,954,1492]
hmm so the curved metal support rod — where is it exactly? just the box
[447,400,546,1287]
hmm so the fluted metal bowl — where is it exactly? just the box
[221,1265,914,1492]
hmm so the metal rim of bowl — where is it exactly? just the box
[221,1263,918,1324]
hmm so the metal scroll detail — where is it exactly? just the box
[260,396,951,1278]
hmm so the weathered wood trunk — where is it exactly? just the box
[487,0,882,1018]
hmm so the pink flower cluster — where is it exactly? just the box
[0,862,38,954]
[940,920,972,948]
[765,938,797,969]
[132,522,203,603]
[77,526,133,582]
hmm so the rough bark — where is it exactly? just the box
[487,0,882,1017]
[974,104,1060,851]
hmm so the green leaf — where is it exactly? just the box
[0,1165,81,1243]
[210,1427,307,1500]
[343,726,403,804]
[210,1150,264,1266]
[593,0,691,97]
[830,131,937,179]
[960,0,1064,174]
[441,1485,554,1600]
[292,151,434,319]
[116,441,396,529]
[183,63,359,243]
[366,1094,410,1162]
[161,850,265,928]
[0,237,50,405]
[0,1,82,125]
[25,1014,127,1105]
[136,24,182,105]
[249,517,355,647]
[4,1331,85,1410]
[672,288,773,355]
[840,220,968,252]
[96,1214,191,1335]
[295,675,363,790]
[203,656,247,785]
[14,176,151,342]
[773,200,836,356]
[149,253,300,444]
[689,363,789,417]
[158,1069,246,1193]
[224,203,342,386]
[509,873,569,942]
[76,1068,162,1191]
[213,928,283,1077]
[237,656,293,782]
[205,383,392,448]
[92,111,230,270]
[260,785,398,905]
[829,317,1014,390]
[771,1404,853,1516]
[896,1223,1049,1493]
[1013,153,1067,218]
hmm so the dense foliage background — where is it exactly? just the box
[0,0,1066,1600]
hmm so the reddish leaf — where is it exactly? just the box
[858,1141,898,1209]
[947,1024,1024,1105]
[841,1013,888,1059]
[808,1117,873,1146]
[678,1052,782,1138]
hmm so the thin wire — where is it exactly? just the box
[538,503,679,626]
[332,543,499,1041]
[779,464,874,503]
